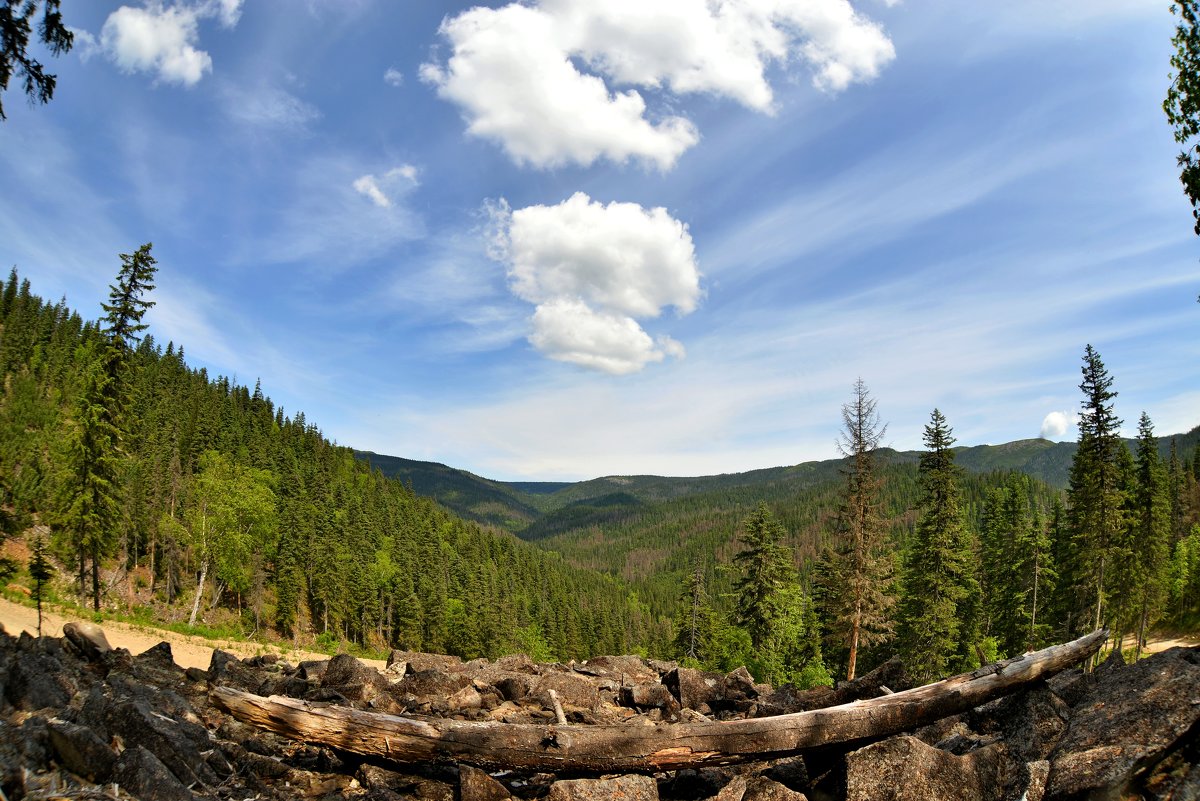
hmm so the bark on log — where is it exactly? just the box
[210,629,1105,774]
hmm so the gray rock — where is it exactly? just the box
[113,745,196,801]
[664,666,719,710]
[106,695,218,788]
[547,774,659,801]
[622,682,682,718]
[5,650,74,710]
[207,649,262,692]
[1047,647,1200,800]
[459,764,512,800]
[844,735,1012,801]
[743,776,809,801]
[62,621,112,659]
[47,718,116,782]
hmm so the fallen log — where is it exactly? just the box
[211,629,1105,773]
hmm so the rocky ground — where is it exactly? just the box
[0,621,1197,801]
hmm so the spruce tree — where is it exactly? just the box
[29,528,54,636]
[1130,413,1170,658]
[897,409,976,681]
[732,503,793,651]
[1066,345,1125,637]
[820,379,893,680]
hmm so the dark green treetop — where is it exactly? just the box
[0,0,72,121]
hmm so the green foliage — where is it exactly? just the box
[819,379,894,680]
[1166,1,1200,237]
[732,503,793,649]
[0,267,664,661]
[1067,345,1127,634]
[1169,526,1200,624]
[897,410,978,682]
[0,0,73,120]
[1124,413,1171,655]
[979,474,1057,656]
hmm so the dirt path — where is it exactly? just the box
[0,597,384,671]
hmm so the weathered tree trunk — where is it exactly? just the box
[212,629,1106,774]
[189,558,208,627]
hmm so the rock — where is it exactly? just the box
[578,655,659,684]
[62,621,112,659]
[720,667,759,703]
[1047,647,1200,800]
[106,695,219,788]
[844,735,1012,801]
[298,658,329,682]
[547,774,659,801]
[1022,760,1049,801]
[323,652,375,686]
[5,650,75,710]
[357,763,454,800]
[621,682,681,717]
[387,650,463,674]
[743,777,809,801]
[459,764,513,800]
[972,684,1069,762]
[448,684,483,712]
[47,718,116,782]
[716,776,749,801]
[664,666,719,710]
[207,649,262,692]
[529,669,601,710]
[138,640,175,665]
[397,669,475,700]
[495,674,534,702]
[113,745,196,801]
[1046,667,1092,708]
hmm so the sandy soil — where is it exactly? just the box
[0,597,384,671]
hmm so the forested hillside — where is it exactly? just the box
[0,260,670,661]
[3,255,1199,689]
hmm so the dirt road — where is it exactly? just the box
[0,597,384,670]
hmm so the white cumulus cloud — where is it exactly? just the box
[383,67,404,87]
[1040,410,1074,440]
[490,192,701,374]
[422,0,894,169]
[98,0,243,86]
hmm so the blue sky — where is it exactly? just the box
[1,0,1197,481]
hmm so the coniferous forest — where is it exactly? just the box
[1,254,1199,685]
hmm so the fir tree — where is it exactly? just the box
[676,559,719,664]
[29,528,54,636]
[732,503,793,651]
[1066,345,1125,636]
[820,379,893,680]
[897,409,976,681]
[1130,413,1170,658]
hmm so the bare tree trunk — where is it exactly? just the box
[214,630,1106,774]
[91,545,101,611]
[189,558,208,627]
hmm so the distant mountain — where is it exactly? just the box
[354,426,1200,538]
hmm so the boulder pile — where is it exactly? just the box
[0,622,1196,801]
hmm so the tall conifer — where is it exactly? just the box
[1130,413,1170,658]
[820,379,893,680]
[1066,345,1125,637]
[897,409,976,681]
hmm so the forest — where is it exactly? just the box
[1,251,1199,687]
